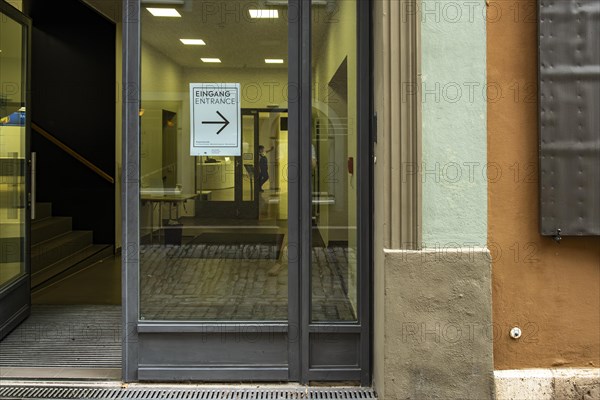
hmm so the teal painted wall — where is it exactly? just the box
[421,0,487,246]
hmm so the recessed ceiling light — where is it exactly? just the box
[201,58,221,63]
[265,59,284,64]
[265,0,327,5]
[146,8,181,17]
[249,9,279,19]
[180,39,206,45]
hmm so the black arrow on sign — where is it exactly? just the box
[202,111,230,135]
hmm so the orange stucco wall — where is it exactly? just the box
[488,0,600,369]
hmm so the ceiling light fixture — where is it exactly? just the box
[249,9,279,19]
[265,0,327,5]
[141,0,184,4]
[146,8,181,17]
[201,58,221,63]
[180,39,206,45]
[265,59,284,64]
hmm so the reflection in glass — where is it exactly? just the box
[139,0,289,321]
[311,0,358,322]
[0,14,26,287]
[242,114,256,202]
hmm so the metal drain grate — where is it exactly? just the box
[0,385,377,399]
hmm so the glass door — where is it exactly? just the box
[194,110,260,219]
[123,0,370,384]
[0,1,31,340]
[131,0,294,381]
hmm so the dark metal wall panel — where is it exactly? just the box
[309,333,360,368]
[138,332,289,366]
[539,0,600,236]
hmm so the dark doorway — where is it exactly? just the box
[26,0,116,245]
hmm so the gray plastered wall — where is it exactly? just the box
[381,249,495,400]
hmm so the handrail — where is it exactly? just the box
[31,122,115,184]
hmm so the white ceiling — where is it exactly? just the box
[83,0,332,70]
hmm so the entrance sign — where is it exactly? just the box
[190,83,241,156]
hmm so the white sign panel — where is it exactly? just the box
[190,83,241,156]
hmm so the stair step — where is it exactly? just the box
[31,244,113,289]
[34,202,52,220]
[31,217,72,245]
[31,231,93,273]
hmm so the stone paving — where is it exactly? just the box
[140,242,356,321]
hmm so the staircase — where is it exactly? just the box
[31,202,113,289]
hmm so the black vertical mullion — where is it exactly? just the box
[357,0,372,386]
[287,0,302,382]
[122,0,140,383]
[299,0,312,384]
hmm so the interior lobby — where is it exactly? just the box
[137,0,359,323]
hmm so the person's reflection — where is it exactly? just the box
[258,145,270,192]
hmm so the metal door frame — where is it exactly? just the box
[0,0,32,341]
[235,109,260,219]
[122,0,371,385]
[194,109,260,219]
[195,108,288,220]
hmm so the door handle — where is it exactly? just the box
[31,152,36,220]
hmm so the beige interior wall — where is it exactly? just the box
[139,41,184,233]
[312,0,358,312]
[185,68,288,109]
[5,0,22,11]
[141,41,184,187]
[313,0,357,242]
[0,11,23,118]
[258,113,283,193]
[277,128,288,220]
[0,3,25,284]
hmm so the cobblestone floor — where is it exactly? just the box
[140,243,356,321]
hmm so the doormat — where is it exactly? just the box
[0,305,121,369]
[167,233,285,260]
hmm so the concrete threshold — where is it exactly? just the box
[495,368,599,400]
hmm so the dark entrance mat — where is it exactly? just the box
[166,233,285,260]
[0,305,121,369]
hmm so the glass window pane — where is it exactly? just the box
[0,14,26,287]
[311,0,358,322]
[139,0,289,321]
